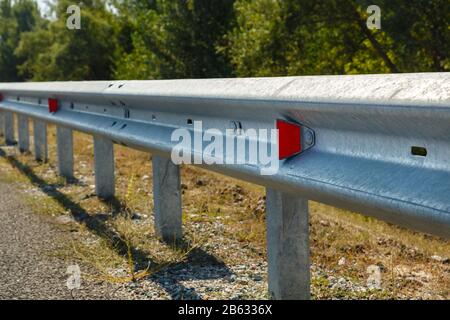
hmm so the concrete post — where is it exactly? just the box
[265,188,310,300]
[33,119,47,162]
[17,114,29,152]
[152,155,182,243]
[56,126,73,180]
[4,112,14,145]
[93,135,115,199]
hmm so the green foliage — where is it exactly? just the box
[0,0,41,81]
[114,0,235,79]
[226,0,449,76]
[0,0,448,82]
[15,0,117,81]
[376,0,450,72]
[225,0,390,76]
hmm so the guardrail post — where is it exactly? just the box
[265,188,310,300]
[56,126,73,180]
[33,120,47,162]
[0,112,4,137]
[3,112,14,145]
[17,114,30,152]
[93,135,115,199]
[152,155,182,243]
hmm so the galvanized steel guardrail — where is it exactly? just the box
[0,73,449,299]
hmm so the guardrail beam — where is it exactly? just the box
[152,155,183,243]
[93,135,115,199]
[266,188,310,300]
[0,74,449,238]
[56,126,74,180]
[17,114,29,152]
[33,119,47,162]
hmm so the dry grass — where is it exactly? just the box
[0,121,448,299]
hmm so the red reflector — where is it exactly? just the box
[48,98,58,113]
[277,119,302,160]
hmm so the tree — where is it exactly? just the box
[2,0,448,82]
[0,0,41,81]
[114,0,235,79]
[224,0,449,77]
[15,0,118,81]
[373,0,450,72]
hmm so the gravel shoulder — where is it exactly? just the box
[0,180,115,299]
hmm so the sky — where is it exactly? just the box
[36,0,51,15]
[35,0,117,17]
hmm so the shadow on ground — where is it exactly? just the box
[0,147,233,299]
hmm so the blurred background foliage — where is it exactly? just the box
[0,0,448,82]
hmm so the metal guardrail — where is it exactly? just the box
[0,73,449,299]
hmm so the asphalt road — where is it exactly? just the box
[0,180,113,299]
